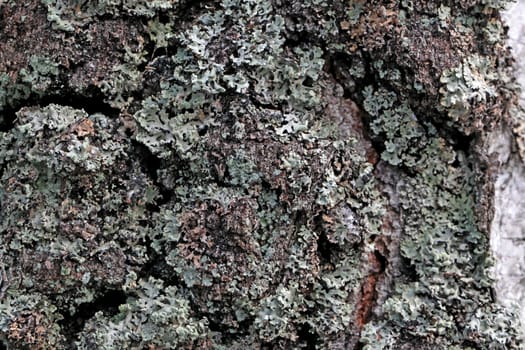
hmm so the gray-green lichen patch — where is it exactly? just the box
[341,0,523,348]
[359,82,522,348]
[0,55,59,118]
[0,0,147,116]
[0,0,524,349]
[439,54,500,133]
[0,99,382,348]
[0,104,156,348]
[0,1,385,346]
[42,0,180,31]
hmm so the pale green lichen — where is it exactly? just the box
[0,293,65,348]
[133,0,325,159]
[77,275,209,349]
[0,0,523,348]
[0,55,59,113]
[41,0,180,31]
[359,66,521,350]
[439,54,499,130]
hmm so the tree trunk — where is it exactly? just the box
[0,0,523,349]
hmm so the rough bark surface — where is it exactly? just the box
[0,0,523,349]
[491,0,525,335]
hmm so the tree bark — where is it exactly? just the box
[0,0,523,349]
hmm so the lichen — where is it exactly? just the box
[41,0,180,31]
[0,0,523,349]
[77,275,210,349]
[0,55,59,113]
[439,54,500,134]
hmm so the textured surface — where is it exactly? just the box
[0,1,523,349]
[505,1,525,104]
[491,1,525,335]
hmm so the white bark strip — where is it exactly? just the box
[491,2,525,333]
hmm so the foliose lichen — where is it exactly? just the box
[0,0,523,349]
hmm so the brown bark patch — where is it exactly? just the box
[355,249,385,330]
